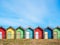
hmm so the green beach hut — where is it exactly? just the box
[53,27,60,39]
[16,27,25,39]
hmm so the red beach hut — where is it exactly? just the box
[0,27,6,39]
[34,27,43,39]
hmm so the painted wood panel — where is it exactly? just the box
[34,27,43,39]
[16,27,25,39]
[53,27,60,39]
[44,27,53,39]
[0,27,6,39]
[6,27,15,39]
[25,27,34,39]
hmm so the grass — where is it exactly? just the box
[0,39,60,45]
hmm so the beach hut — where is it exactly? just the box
[0,27,6,39]
[34,27,43,39]
[25,27,34,39]
[53,27,60,39]
[16,27,25,39]
[6,27,15,39]
[44,27,53,39]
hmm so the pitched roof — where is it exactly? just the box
[26,27,33,31]
[54,26,60,31]
[0,27,6,31]
[35,26,43,30]
[44,27,53,31]
[7,26,15,31]
[16,26,25,31]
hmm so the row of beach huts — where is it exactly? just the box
[0,26,60,39]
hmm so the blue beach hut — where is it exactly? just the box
[25,27,34,39]
[44,27,53,39]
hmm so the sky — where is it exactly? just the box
[0,0,60,29]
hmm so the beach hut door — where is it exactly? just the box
[54,32,57,39]
[35,32,39,39]
[44,32,48,39]
[0,32,2,39]
[26,32,29,39]
[16,32,20,39]
[8,32,11,39]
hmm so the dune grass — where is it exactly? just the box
[0,39,60,45]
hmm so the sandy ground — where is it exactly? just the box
[0,39,60,45]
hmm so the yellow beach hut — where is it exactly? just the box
[6,27,15,39]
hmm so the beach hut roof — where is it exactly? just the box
[7,26,15,31]
[35,26,43,30]
[16,26,25,31]
[54,26,60,31]
[26,25,34,29]
[27,27,33,30]
[0,27,6,31]
[45,27,53,31]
